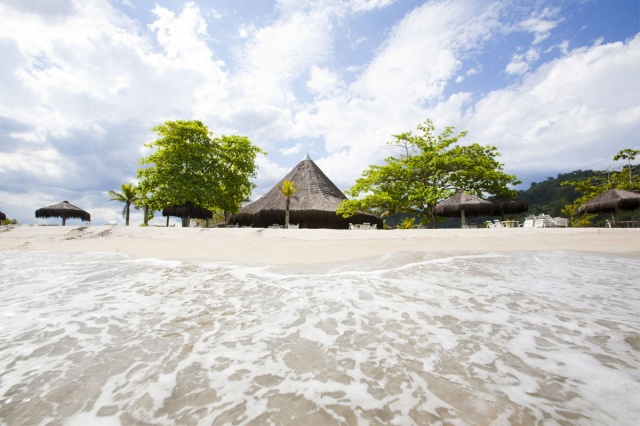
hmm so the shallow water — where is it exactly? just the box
[0,250,639,425]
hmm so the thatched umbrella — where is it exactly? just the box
[434,191,495,225]
[0,211,6,222]
[577,188,640,224]
[227,154,383,229]
[163,202,213,227]
[492,198,529,220]
[35,201,91,226]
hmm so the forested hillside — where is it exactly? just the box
[516,170,599,218]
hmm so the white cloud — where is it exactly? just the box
[306,66,344,97]
[505,58,529,75]
[464,34,640,176]
[519,6,562,44]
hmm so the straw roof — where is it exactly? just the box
[162,202,213,220]
[434,191,495,217]
[0,211,5,221]
[492,198,529,215]
[35,201,91,225]
[227,154,383,229]
[577,189,640,214]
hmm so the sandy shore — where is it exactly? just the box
[1,225,638,265]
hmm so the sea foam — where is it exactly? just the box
[0,250,638,425]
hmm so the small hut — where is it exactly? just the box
[35,201,91,226]
[492,198,529,220]
[162,202,213,227]
[227,154,383,229]
[434,191,495,225]
[577,188,640,225]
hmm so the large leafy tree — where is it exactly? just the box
[137,120,264,224]
[108,183,139,226]
[338,119,520,228]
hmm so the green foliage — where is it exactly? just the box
[2,218,18,225]
[614,148,640,184]
[338,118,520,228]
[108,183,138,226]
[397,217,416,229]
[519,149,640,227]
[137,120,265,215]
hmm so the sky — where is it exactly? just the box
[0,0,638,225]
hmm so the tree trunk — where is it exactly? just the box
[62,217,66,226]
[182,215,191,227]
[284,199,290,229]
[143,206,149,225]
[125,204,130,226]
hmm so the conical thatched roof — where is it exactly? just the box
[434,191,495,217]
[577,189,640,214]
[162,202,213,220]
[35,201,91,226]
[227,155,383,229]
[0,211,6,221]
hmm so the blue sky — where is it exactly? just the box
[0,0,638,225]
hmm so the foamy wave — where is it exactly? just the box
[1,250,639,425]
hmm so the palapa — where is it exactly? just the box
[227,154,383,229]
[492,198,528,220]
[434,191,495,224]
[577,188,640,224]
[35,201,91,226]
[163,202,213,227]
[0,211,6,222]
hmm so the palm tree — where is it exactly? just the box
[108,183,139,226]
[134,190,152,226]
[278,180,298,229]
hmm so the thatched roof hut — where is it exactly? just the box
[163,202,213,227]
[492,198,529,220]
[0,211,6,222]
[577,188,640,224]
[434,191,495,224]
[35,201,91,226]
[227,155,383,229]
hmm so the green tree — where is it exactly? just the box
[337,161,409,228]
[614,148,640,184]
[137,120,264,226]
[339,119,520,228]
[133,189,153,226]
[108,183,139,226]
[278,180,298,229]
[562,149,640,226]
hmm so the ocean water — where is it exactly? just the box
[0,250,639,426]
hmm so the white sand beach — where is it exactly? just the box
[0,225,638,265]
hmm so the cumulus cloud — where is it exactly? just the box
[463,34,640,176]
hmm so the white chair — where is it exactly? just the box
[554,217,568,227]
[289,224,299,229]
[370,224,377,230]
[493,220,504,228]
[521,219,534,228]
